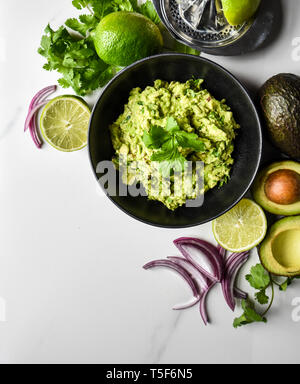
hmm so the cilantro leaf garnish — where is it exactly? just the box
[65,14,99,37]
[142,117,205,177]
[233,264,272,328]
[233,299,267,328]
[246,264,270,290]
[142,125,170,149]
[255,289,269,305]
[139,1,161,24]
[279,276,300,291]
[165,116,180,133]
[176,131,206,152]
[234,265,300,328]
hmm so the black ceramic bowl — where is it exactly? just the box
[88,54,262,228]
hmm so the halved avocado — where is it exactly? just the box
[260,216,300,276]
[252,161,300,215]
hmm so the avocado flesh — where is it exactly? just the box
[252,161,300,215]
[260,216,300,276]
[260,73,300,159]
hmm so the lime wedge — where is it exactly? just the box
[221,0,261,26]
[40,96,91,152]
[212,198,267,252]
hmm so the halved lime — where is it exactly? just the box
[221,0,261,26]
[40,96,91,152]
[212,198,267,252]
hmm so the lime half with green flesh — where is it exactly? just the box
[221,0,261,26]
[40,96,91,152]
[212,198,267,252]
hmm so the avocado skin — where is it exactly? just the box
[260,74,300,160]
[252,161,300,216]
[259,216,300,277]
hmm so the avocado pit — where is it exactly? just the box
[264,169,300,205]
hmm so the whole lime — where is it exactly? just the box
[221,0,261,26]
[93,12,163,67]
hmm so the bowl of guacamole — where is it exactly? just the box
[89,54,262,227]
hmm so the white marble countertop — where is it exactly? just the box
[1,0,300,364]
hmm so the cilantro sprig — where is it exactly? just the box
[233,299,267,328]
[142,117,205,177]
[233,264,272,328]
[71,0,160,23]
[278,276,300,291]
[38,24,116,96]
[234,264,300,328]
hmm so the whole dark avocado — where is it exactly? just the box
[260,73,300,159]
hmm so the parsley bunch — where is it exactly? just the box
[142,117,205,177]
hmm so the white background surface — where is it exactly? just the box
[1,0,300,364]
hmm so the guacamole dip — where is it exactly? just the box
[110,79,240,210]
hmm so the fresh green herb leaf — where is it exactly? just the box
[152,140,186,177]
[65,14,99,37]
[279,279,290,291]
[72,0,89,10]
[176,131,206,152]
[246,264,270,290]
[172,40,201,56]
[255,289,269,305]
[233,299,267,328]
[72,0,116,19]
[142,117,205,176]
[139,0,161,24]
[142,125,169,149]
[279,276,300,291]
[38,25,116,96]
[165,117,180,133]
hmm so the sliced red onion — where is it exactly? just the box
[25,85,57,132]
[26,101,49,149]
[200,282,217,326]
[167,257,210,290]
[143,238,252,326]
[25,101,48,133]
[25,85,57,149]
[143,260,199,305]
[217,245,227,260]
[222,252,250,311]
[174,238,223,282]
[30,113,42,149]
[173,297,200,311]
[234,287,248,300]
[29,120,42,149]
[167,256,211,311]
